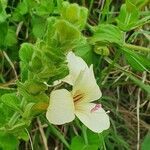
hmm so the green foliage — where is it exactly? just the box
[19,43,34,81]
[5,27,17,47]
[0,103,13,127]
[142,132,150,150]
[123,48,150,72]
[0,0,149,149]
[0,0,8,22]
[61,1,88,30]
[19,43,34,63]
[130,0,149,9]
[31,16,47,39]
[34,0,54,16]
[1,93,21,112]
[0,21,8,47]
[0,132,19,150]
[54,20,81,48]
[46,119,70,149]
[90,24,123,45]
[117,0,150,31]
[11,0,54,21]
[23,80,47,95]
[71,136,98,150]
[117,0,139,31]
[105,57,150,95]
[70,129,106,150]
[94,44,110,56]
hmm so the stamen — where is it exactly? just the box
[90,104,101,113]
[106,110,110,114]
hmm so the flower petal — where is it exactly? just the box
[75,103,110,133]
[62,51,88,85]
[72,65,102,103]
[46,89,75,125]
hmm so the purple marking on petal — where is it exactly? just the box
[90,104,101,113]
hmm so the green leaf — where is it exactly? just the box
[0,0,7,12]
[83,145,98,150]
[128,73,150,95]
[45,17,56,44]
[74,37,93,65]
[87,129,103,146]
[19,43,34,81]
[0,21,8,47]
[11,0,28,21]
[94,44,110,56]
[35,0,54,16]
[31,16,47,39]
[46,17,81,51]
[142,132,150,150]
[0,88,16,97]
[0,101,15,127]
[17,81,49,103]
[16,1,28,15]
[134,15,150,29]
[57,0,63,9]
[70,136,99,150]
[90,24,123,45]
[16,129,29,141]
[5,27,17,47]
[46,121,70,149]
[22,102,35,119]
[33,93,49,103]
[100,0,112,22]
[129,0,149,9]
[29,54,43,73]
[0,132,19,150]
[70,136,85,150]
[17,81,36,102]
[0,0,8,22]
[0,104,8,126]
[20,62,28,82]
[1,93,21,112]
[116,0,139,31]
[123,48,150,72]
[19,43,34,63]
[48,63,69,82]
[54,19,81,50]
[105,57,150,95]
[61,2,88,30]
[24,80,47,95]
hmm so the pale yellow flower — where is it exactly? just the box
[46,53,110,132]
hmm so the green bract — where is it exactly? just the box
[61,2,88,30]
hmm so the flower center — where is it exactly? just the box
[73,91,84,102]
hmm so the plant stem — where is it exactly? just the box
[8,97,26,127]
[25,128,34,150]
[3,51,18,80]
[0,75,5,83]
[44,116,70,149]
[124,43,150,52]
[88,0,94,16]
[82,125,88,145]
[37,117,48,150]
[8,112,20,126]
